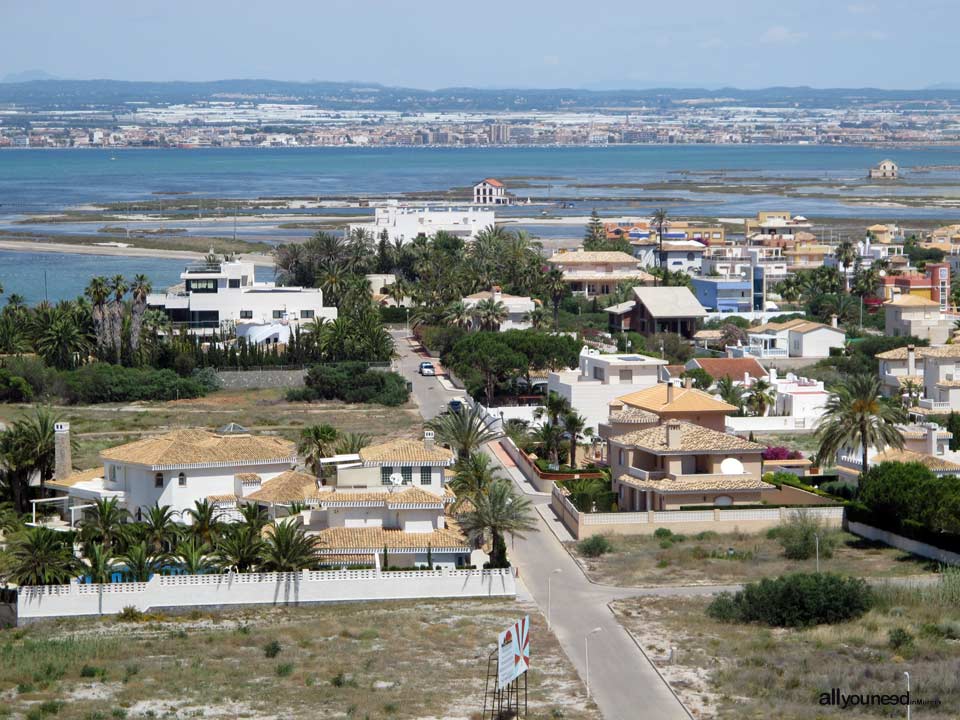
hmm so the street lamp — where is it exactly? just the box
[548,569,562,630]
[904,671,910,720]
[585,626,603,699]
[815,533,820,573]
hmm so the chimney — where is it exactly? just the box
[54,422,72,481]
[424,430,435,451]
[492,285,502,301]
[684,376,692,389]
[666,381,675,404]
[743,371,750,385]
[768,367,778,383]
[830,314,838,329]
[666,419,682,450]
[907,345,916,376]
[925,423,939,456]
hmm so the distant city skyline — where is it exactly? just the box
[0,1,953,90]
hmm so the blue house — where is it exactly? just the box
[691,276,752,313]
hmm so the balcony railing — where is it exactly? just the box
[918,399,951,410]
[624,467,666,481]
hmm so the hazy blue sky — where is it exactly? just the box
[0,1,953,89]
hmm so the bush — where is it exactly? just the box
[888,627,914,651]
[379,306,408,324]
[578,535,613,557]
[706,573,872,627]
[61,364,208,404]
[653,527,673,539]
[263,640,282,659]
[777,513,836,560]
[276,663,294,677]
[115,606,144,622]
[0,368,33,402]
[291,363,409,406]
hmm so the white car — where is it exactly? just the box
[418,361,436,376]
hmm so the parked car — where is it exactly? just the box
[418,361,436,376]
[448,398,464,413]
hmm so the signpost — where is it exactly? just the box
[483,616,530,719]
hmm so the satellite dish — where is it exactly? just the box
[389,472,404,486]
[720,457,745,475]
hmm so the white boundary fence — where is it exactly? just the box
[847,522,960,566]
[14,568,516,623]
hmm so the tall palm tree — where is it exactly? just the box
[0,313,28,355]
[386,279,408,308]
[214,523,265,572]
[562,412,591,468]
[85,542,116,584]
[35,310,91,370]
[79,497,129,552]
[175,537,215,575]
[532,421,565,467]
[834,240,858,292]
[523,306,548,331]
[298,424,339,477]
[425,404,501,461]
[449,452,502,510]
[459,480,537,569]
[6,526,82,586]
[13,407,64,498]
[652,208,669,283]
[0,425,36,514]
[119,541,167,582]
[140,504,180,554]
[534,391,571,426]
[259,521,318,571]
[900,379,922,409]
[443,300,474,330]
[815,374,907,476]
[128,274,152,360]
[108,275,128,363]
[475,298,508,331]
[746,378,775,417]
[183,499,223,546]
[239,502,269,533]
[544,269,568,332]
[715,376,746,416]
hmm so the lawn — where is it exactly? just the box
[612,577,960,719]
[569,530,936,587]
[0,599,599,720]
[0,388,421,470]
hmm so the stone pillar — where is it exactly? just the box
[54,422,72,481]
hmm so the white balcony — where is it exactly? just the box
[918,398,951,411]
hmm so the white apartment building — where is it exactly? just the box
[147,259,337,343]
[657,240,707,273]
[349,201,495,244]
[461,287,536,331]
[547,347,666,432]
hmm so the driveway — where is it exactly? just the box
[390,329,463,420]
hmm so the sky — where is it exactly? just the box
[0,0,954,89]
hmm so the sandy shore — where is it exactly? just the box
[0,239,275,267]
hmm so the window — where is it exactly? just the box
[301,309,314,319]
[178,472,187,487]
[420,467,432,485]
[272,310,284,319]
[110,465,118,483]
[228,279,241,289]
[186,279,217,293]
[154,473,163,488]
[381,466,393,485]
[401,467,413,485]
[240,310,253,319]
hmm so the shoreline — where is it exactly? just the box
[0,239,275,267]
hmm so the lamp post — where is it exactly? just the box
[904,671,911,720]
[815,533,820,573]
[548,568,562,630]
[585,626,603,699]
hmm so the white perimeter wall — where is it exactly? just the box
[16,568,516,622]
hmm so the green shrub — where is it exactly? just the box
[706,573,872,627]
[276,663,294,677]
[695,531,719,541]
[888,627,914,650]
[290,363,409,406]
[0,368,33,402]
[61,364,208,404]
[38,701,63,716]
[776,513,836,560]
[578,535,613,558]
[263,640,282,659]
[115,606,144,622]
[653,527,673,539]
[659,539,673,549]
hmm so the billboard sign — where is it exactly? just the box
[497,616,530,689]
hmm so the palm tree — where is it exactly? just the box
[746,378,775,417]
[459,480,537,568]
[532,421,565,467]
[652,208,669,283]
[12,407,63,498]
[715,376,746,416]
[214,523,265,572]
[298,424,339,477]
[183,499,223,546]
[0,313,29,355]
[5,293,25,311]
[106,275,128,363]
[0,426,36,514]
[474,298,508,331]
[443,300,474,330]
[119,542,167,582]
[425,404,500,461]
[534,391,571,425]
[85,542,115,584]
[562,412,591,468]
[175,537,215,575]
[523,306,548,331]
[259,521,318,571]
[544,269,568,332]
[140,504,180,554]
[239,502,269,533]
[449,452,502,509]
[35,310,91,370]
[333,432,371,455]
[79,497,129,551]
[815,374,907,476]
[385,279,408,308]
[5,527,82,586]
[564,477,611,513]
[128,274,152,360]
[900,379,922,409]
[834,240,858,292]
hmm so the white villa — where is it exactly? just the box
[147,258,337,343]
[461,286,536,331]
[727,317,846,360]
[348,201,495,244]
[473,178,509,205]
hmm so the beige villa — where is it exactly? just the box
[546,250,654,298]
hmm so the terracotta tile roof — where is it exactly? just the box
[100,429,296,469]
[873,449,960,472]
[611,421,766,453]
[463,289,531,302]
[314,525,469,552]
[894,375,924,387]
[48,467,103,489]
[876,346,929,360]
[693,329,723,341]
[789,321,843,335]
[245,470,318,503]
[316,487,445,508]
[207,494,240,503]
[917,346,960,359]
[608,407,660,425]
[616,384,736,414]
[692,357,767,381]
[235,472,262,484]
[750,318,809,333]
[479,178,504,187]
[358,438,455,465]
[886,294,941,308]
[937,380,960,388]
[618,472,770,493]
[546,250,639,264]
[662,364,687,378]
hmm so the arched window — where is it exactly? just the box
[178,472,187,487]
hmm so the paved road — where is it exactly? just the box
[392,332,691,719]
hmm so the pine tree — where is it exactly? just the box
[584,210,605,249]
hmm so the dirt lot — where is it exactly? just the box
[568,530,935,587]
[0,599,599,720]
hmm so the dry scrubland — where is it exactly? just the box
[0,599,598,720]
[0,389,421,469]
[613,579,960,720]
[569,531,935,587]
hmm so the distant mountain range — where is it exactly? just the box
[0,70,60,83]
[3,78,960,111]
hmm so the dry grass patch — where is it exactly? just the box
[569,530,935,587]
[0,600,598,720]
